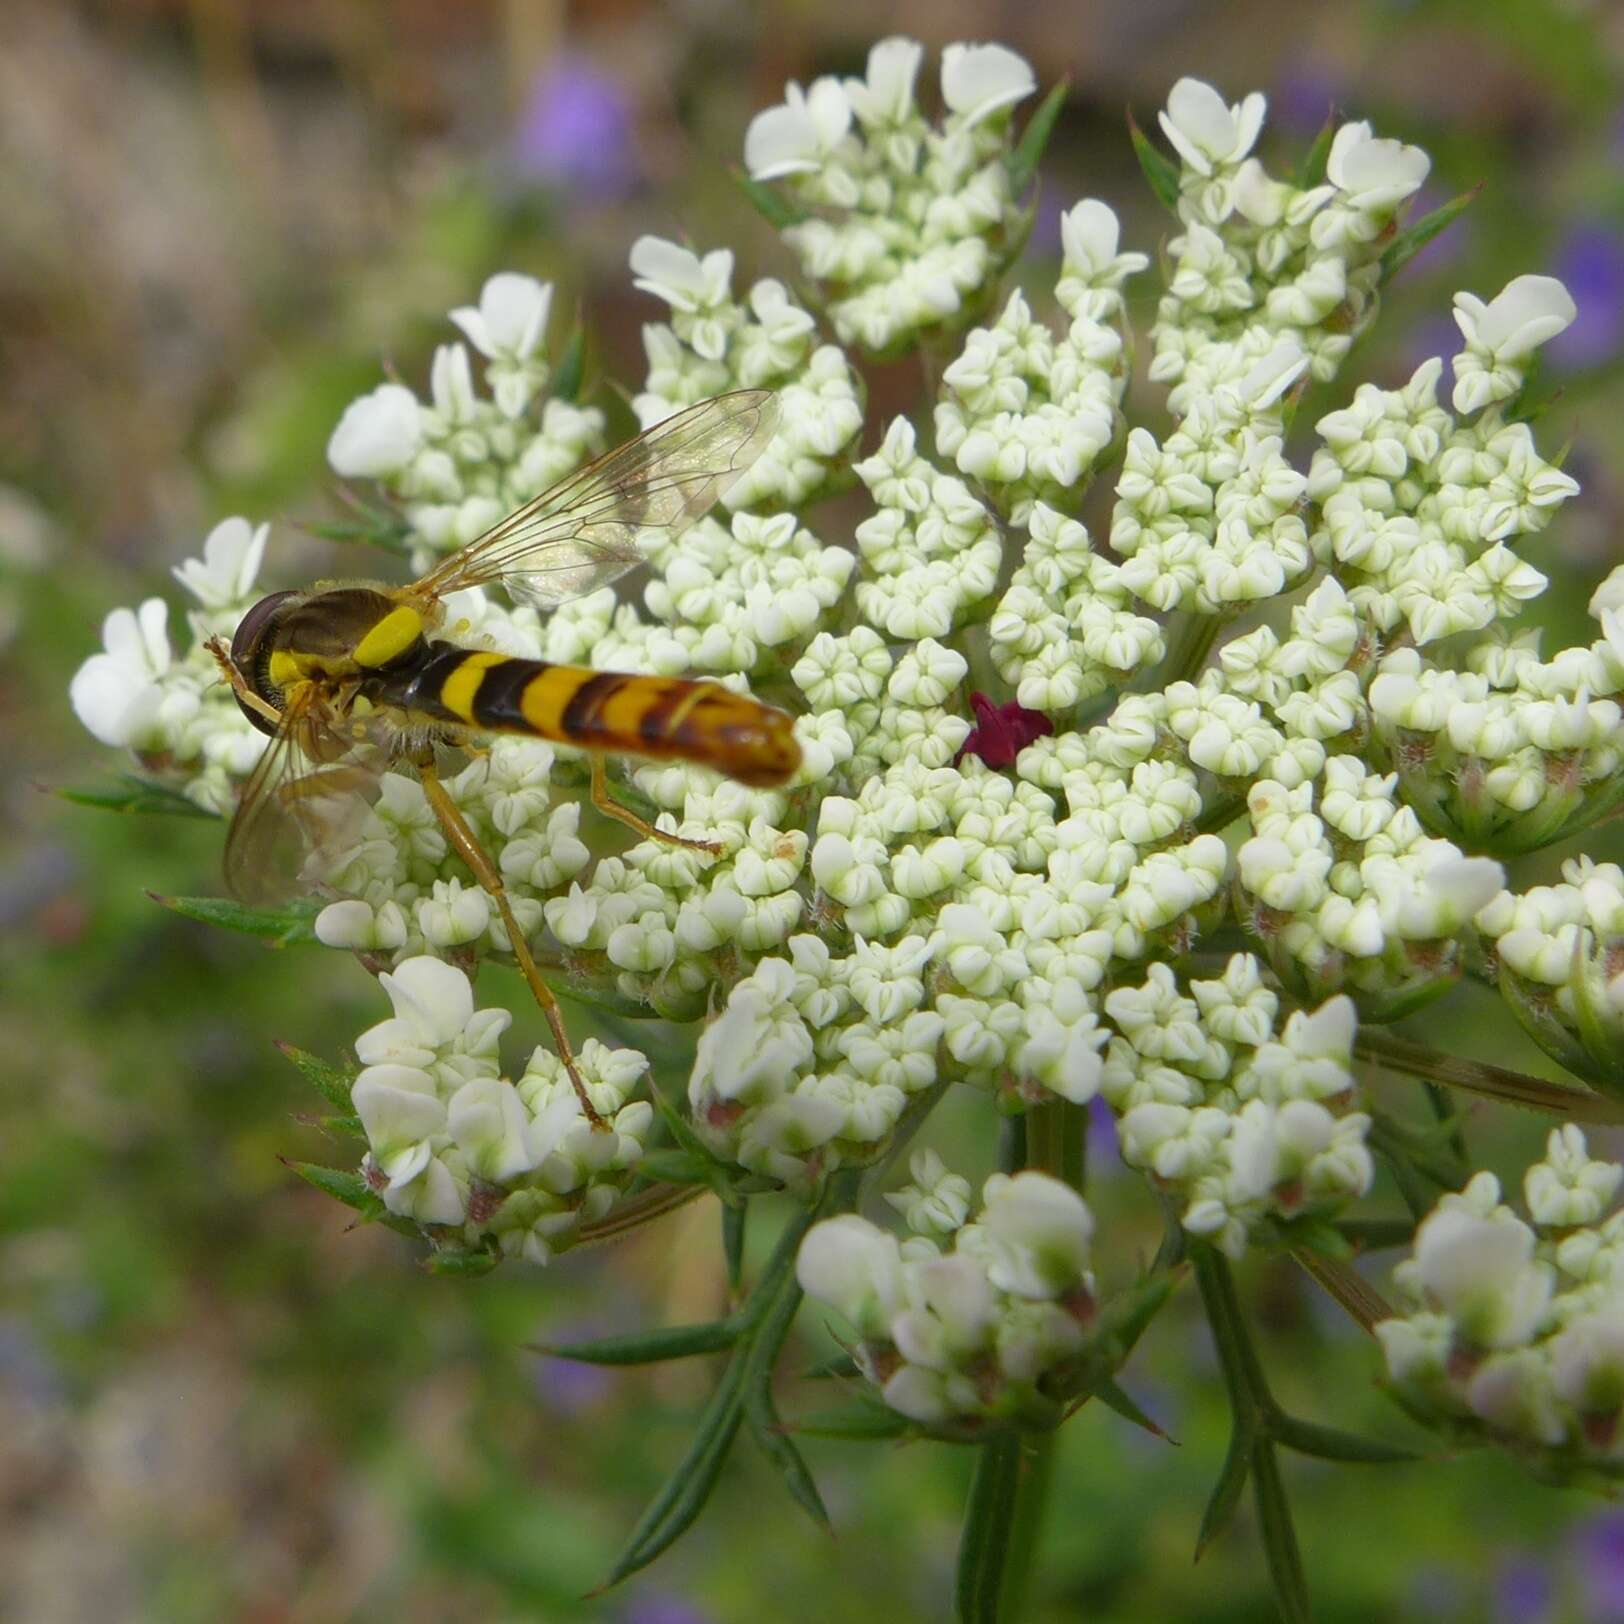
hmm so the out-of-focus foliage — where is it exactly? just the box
[5,1,1624,1618]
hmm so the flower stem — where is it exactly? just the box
[1356,1028,1624,1124]
[972,1099,1086,1620]
[1144,607,1224,691]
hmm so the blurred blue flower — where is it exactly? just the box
[514,53,639,200]
[1546,225,1624,370]
[1493,1554,1553,1624]
[1580,1508,1624,1619]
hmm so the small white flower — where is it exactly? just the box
[885,1148,973,1236]
[327,382,424,478]
[1454,275,1578,364]
[1158,78,1267,177]
[171,517,269,611]
[314,898,408,952]
[69,598,173,749]
[1324,120,1430,213]
[689,959,814,1107]
[449,272,552,361]
[414,878,493,949]
[844,36,924,127]
[629,236,735,316]
[1524,1126,1623,1229]
[975,1171,1093,1300]
[940,43,1036,128]
[744,77,854,180]
[796,1214,905,1339]
[1410,1197,1553,1349]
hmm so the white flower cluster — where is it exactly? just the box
[849,416,1003,640]
[986,502,1165,713]
[1378,1130,1624,1479]
[1152,78,1430,405]
[327,271,606,567]
[69,517,270,811]
[798,1165,1097,1427]
[933,199,1147,519]
[1104,959,1373,1257]
[1477,857,1624,1089]
[351,956,651,1262]
[1108,341,1315,616]
[1234,761,1506,1010]
[310,736,592,959]
[1363,572,1623,852]
[638,508,855,678]
[686,941,944,1186]
[70,47,1619,1317]
[1309,349,1578,647]
[744,37,1037,352]
[629,236,864,510]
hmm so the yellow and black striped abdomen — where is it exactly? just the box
[374,641,801,788]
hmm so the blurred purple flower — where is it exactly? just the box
[1402,313,1466,380]
[1580,1508,1624,1618]
[1494,1555,1553,1624]
[514,53,639,200]
[620,1596,713,1624]
[1087,1094,1119,1170]
[529,1319,616,1414]
[1546,225,1624,371]
[1272,64,1343,138]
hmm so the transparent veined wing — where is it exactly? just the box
[223,689,393,904]
[409,389,778,611]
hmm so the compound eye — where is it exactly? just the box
[230,590,296,669]
[229,591,297,736]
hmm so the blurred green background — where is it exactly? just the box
[5,1,1624,1619]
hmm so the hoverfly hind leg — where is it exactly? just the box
[414,753,609,1130]
[589,754,722,856]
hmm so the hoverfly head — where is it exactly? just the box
[229,589,299,736]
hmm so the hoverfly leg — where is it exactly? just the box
[414,753,609,1131]
[589,754,722,856]
[204,635,282,728]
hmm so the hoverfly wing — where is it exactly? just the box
[409,390,778,611]
[223,693,392,904]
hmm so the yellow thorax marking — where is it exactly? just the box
[353,604,425,669]
[439,651,508,722]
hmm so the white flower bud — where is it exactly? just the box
[976,1171,1094,1299]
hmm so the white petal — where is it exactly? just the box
[940,43,1036,128]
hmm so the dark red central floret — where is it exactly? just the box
[956,692,1054,769]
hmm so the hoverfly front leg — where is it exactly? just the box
[204,634,283,729]
[414,752,609,1130]
[589,754,722,856]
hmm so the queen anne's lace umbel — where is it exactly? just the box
[73,41,1623,1474]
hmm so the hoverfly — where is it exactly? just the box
[208,389,799,1124]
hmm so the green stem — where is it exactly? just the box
[990,1100,1086,1620]
[1357,1029,1624,1125]
[1145,607,1225,691]
[1192,1249,1310,1623]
